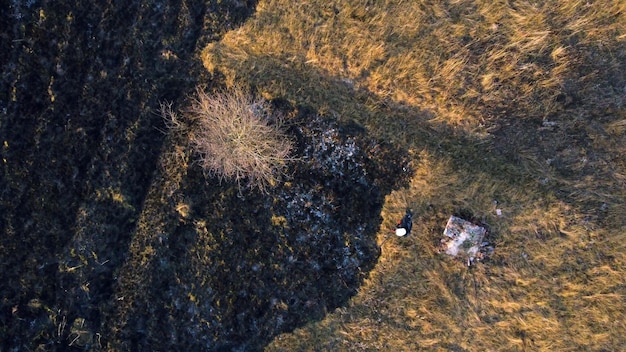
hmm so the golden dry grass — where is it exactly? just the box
[200,0,626,350]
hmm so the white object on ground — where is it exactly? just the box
[395,227,407,237]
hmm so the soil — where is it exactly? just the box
[0,1,410,351]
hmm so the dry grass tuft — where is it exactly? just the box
[171,87,293,192]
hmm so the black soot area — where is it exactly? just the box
[0,0,259,351]
[156,108,412,351]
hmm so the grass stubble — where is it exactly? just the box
[202,0,625,350]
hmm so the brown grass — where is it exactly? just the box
[200,0,626,350]
[166,87,294,192]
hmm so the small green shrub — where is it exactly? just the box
[186,86,293,192]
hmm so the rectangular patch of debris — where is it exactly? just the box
[441,215,493,266]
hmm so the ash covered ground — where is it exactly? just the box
[0,1,410,350]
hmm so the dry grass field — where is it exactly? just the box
[201,0,626,350]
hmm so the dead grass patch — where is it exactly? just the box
[164,87,294,192]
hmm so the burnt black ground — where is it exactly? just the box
[0,1,409,351]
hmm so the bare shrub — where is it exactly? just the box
[186,86,293,192]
